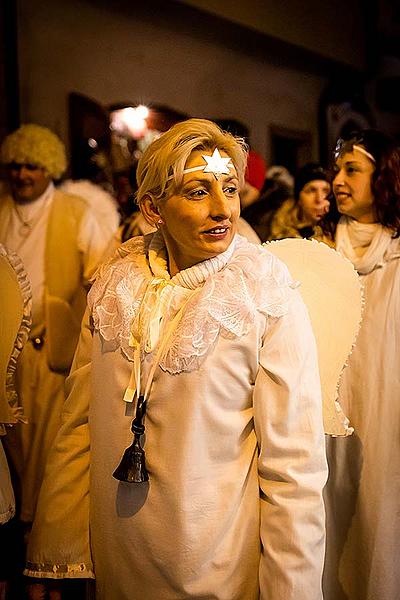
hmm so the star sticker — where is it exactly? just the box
[201,148,233,180]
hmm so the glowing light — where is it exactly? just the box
[136,105,149,119]
[110,106,150,139]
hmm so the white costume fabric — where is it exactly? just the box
[26,233,327,599]
[0,245,31,524]
[266,238,361,437]
[0,184,117,522]
[323,216,400,600]
[59,179,120,241]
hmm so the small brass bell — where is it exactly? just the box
[113,396,149,483]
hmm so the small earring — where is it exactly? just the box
[157,219,163,224]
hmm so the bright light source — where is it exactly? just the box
[110,106,149,138]
[136,105,149,119]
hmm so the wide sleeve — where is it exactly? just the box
[25,309,95,579]
[254,288,327,600]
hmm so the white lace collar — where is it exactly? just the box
[88,233,293,374]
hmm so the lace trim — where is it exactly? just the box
[24,561,95,579]
[88,235,293,374]
[0,245,31,430]
[0,503,15,525]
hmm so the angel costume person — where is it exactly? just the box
[0,125,118,523]
[26,119,327,600]
[323,131,400,600]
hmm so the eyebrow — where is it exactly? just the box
[182,174,239,186]
[341,160,362,166]
[223,174,239,183]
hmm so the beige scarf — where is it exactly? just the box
[335,216,393,274]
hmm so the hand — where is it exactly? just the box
[27,581,62,600]
[322,200,330,214]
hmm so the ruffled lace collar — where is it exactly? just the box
[88,232,293,374]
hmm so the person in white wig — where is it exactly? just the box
[0,124,117,525]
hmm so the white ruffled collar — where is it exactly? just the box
[88,232,293,374]
[147,229,237,288]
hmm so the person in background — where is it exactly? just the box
[213,119,267,209]
[26,118,326,600]
[241,146,267,209]
[59,178,120,242]
[241,165,294,242]
[261,165,294,198]
[323,129,400,600]
[0,124,117,526]
[265,163,332,243]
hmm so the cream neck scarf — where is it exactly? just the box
[335,216,393,274]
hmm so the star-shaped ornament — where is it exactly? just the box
[202,148,233,180]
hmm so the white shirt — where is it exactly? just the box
[4,183,113,327]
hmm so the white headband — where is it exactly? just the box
[168,148,234,181]
[353,144,376,163]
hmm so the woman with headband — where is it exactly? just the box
[26,119,327,600]
[323,130,400,600]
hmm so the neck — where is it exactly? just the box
[162,233,203,276]
[167,252,180,277]
[352,216,378,224]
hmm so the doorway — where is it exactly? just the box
[269,126,313,175]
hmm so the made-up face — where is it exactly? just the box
[298,179,331,225]
[156,149,241,274]
[333,149,376,223]
[7,162,51,204]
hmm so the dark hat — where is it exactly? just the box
[294,163,329,199]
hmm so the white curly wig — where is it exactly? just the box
[1,124,67,179]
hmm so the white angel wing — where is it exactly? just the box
[266,238,363,437]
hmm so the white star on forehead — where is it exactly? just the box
[167,148,234,181]
[202,148,233,179]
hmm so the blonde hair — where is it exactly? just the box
[1,124,67,179]
[136,118,248,205]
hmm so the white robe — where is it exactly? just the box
[0,185,117,521]
[324,221,400,600]
[27,234,327,599]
